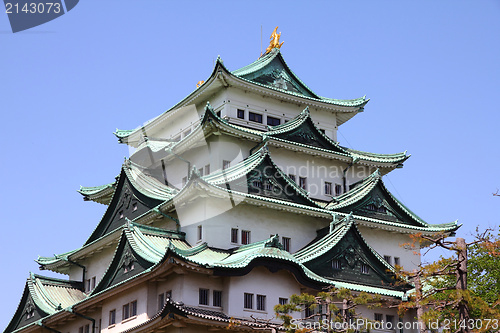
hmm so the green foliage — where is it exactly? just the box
[468,230,500,306]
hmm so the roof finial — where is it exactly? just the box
[265,26,284,55]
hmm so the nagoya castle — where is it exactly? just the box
[5,28,458,333]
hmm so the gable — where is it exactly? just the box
[302,227,400,290]
[85,169,163,245]
[271,116,346,154]
[223,154,315,207]
[92,235,154,294]
[338,183,424,227]
[237,56,316,98]
[4,287,47,333]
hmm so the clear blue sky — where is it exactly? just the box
[1,1,499,329]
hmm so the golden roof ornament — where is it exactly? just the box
[196,80,205,88]
[265,26,284,54]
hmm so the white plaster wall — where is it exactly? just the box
[178,198,328,252]
[226,266,301,320]
[68,246,116,292]
[357,226,421,271]
[53,308,101,333]
[147,134,254,190]
[269,147,353,201]
[100,284,149,333]
[145,90,227,142]
[225,88,338,141]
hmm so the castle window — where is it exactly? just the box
[253,180,262,188]
[213,290,222,307]
[282,237,291,252]
[305,306,313,318]
[109,309,116,325]
[204,164,210,175]
[172,135,181,142]
[122,300,137,320]
[378,206,387,213]
[394,257,400,266]
[374,313,383,322]
[158,293,164,311]
[279,298,288,305]
[231,228,238,243]
[199,288,209,305]
[335,184,342,196]
[386,315,394,325]
[249,112,263,123]
[242,230,251,245]
[197,225,203,241]
[244,293,253,309]
[267,116,281,126]
[257,294,266,311]
[237,109,245,119]
[288,174,296,182]
[79,324,89,333]
[183,128,191,137]
[264,182,273,191]
[299,177,307,190]
[324,182,332,195]
[198,167,204,176]
[384,255,392,265]
[91,276,96,290]
[367,204,377,211]
[223,160,231,170]
[332,259,341,270]
[360,263,370,274]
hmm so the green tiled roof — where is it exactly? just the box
[78,182,116,205]
[167,234,405,298]
[114,129,135,142]
[266,107,349,155]
[201,144,319,208]
[232,48,368,107]
[346,148,410,164]
[4,274,85,333]
[116,50,367,144]
[124,159,178,201]
[263,107,409,165]
[326,169,430,227]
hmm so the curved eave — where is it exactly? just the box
[148,103,262,161]
[347,148,411,165]
[115,59,230,146]
[232,48,321,99]
[223,72,366,120]
[326,171,382,210]
[327,171,432,228]
[124,160,178,201]
[339,212,460,234]
[232,49,368,109]
[268,137,352,161]
[77,183,116,205]
[167,172,331,219]
[36,227,124,274]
